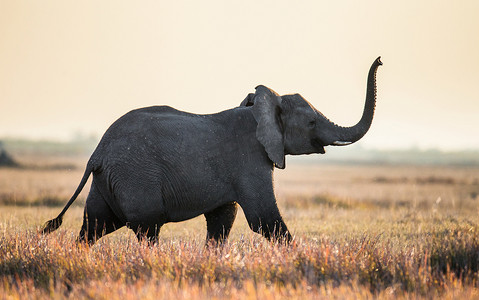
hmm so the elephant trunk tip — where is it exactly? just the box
[376,56,383,65]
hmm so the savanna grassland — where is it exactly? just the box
[1,153,479,299]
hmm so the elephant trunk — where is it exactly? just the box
[327,57,382,146]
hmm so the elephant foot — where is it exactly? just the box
[131,223,162,246]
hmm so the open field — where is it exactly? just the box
[1,155,479,299]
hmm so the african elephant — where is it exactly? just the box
[42,57,382,245]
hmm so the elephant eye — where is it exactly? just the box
[308,120,316,128]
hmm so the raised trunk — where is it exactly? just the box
[329,57,382,145]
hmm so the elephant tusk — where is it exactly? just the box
[331,141,353,146]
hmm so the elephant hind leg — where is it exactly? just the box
[204,202,238,244]
[77,185,124,245]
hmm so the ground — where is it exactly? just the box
[1,154,479,299]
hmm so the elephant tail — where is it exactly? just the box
[41,163,93,234]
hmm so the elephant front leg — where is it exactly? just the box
[239,193,292,243]
[243,209,291,242]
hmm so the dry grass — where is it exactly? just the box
[0,154,88,207]
[1,156,479,299]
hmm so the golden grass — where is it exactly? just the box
[1,157,479,299]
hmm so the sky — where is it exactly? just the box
[1,1,478,151]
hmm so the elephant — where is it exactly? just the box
[41,57,382,245]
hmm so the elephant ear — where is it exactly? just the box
[251,85,285,169]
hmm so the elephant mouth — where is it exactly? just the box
[311,139,326,154]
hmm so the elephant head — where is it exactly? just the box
[243,57,382,169]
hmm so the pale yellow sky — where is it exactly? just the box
[1,1,478,150]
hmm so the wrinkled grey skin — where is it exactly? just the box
[42,57,382,245]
